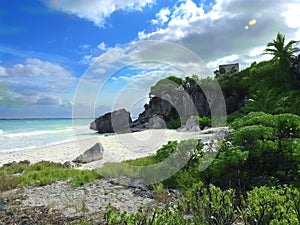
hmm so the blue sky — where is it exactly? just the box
[0,0,299,118]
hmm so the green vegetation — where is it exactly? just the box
[104,183,300,224]
[0,161,101,191]
[97,139,204,187]
[201,112,300,191]
[103,112,300,224]
[150,75,183,95]
[263,32,299,89]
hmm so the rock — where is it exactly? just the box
[72,143,104,164]
[90,121,97,130]
[133,188,154,198]
[185,115,200,131]
[291,54,300,90]
[63,161,72,168]
[108,177,146,189]
[148,115,167,129]
[3,161,17,167]
[90,108,132,133]
[131,78,248,130]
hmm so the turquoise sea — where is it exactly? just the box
[0,118,94,152]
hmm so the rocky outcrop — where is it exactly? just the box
[90,78,248,133]
[183,115,201,131]
[73,143,104,164]
[291,54,300,90]
[90,109,132,133]
[148,115,167,129]
[222,88,249,114]
[132,78,248,129]
[0,178,173,224]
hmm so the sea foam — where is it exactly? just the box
[3,128,73,138]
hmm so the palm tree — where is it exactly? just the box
[245,89,286,114]
[263,32,299,89]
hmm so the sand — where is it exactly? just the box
[0,128,227,169]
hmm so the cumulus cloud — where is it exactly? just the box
[35,95,62,106]
[139,0,300,70]
[8,58,72,78]
[97,42,107,51]
[43,0,155,27]
[0,66,8,76]
[151,8,171,25]
[0,58,76,108]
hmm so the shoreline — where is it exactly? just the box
[0,128,227,169]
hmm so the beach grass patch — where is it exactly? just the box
[96,162,141,178]
[97,141,178,178]
[0,174,20,191]
[0,161,101,190]
[124,155,157,166]
[0,160,30,175]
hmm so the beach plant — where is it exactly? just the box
[153,183,168,202]
[97,141,179,178]
[179,181,240,225]
[239,185,300,225]
[201,112,300,191]
[198,116,211,129]
[0,161,101,190]
[0,173,20,191]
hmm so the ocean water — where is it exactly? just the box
[0,118,94,152]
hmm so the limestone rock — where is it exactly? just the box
[148,115,167,129]
[185,115,200,131]
[90,108,132,133]
[73,143,104,164]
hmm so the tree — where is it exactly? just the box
[245,89,286,114]
[263,32,300,89]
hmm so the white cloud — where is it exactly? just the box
[248,46,266,57]
[138,0,300,71]
[151,8,170,25]
[207,54,239,69]
[80,54,94,65]
[35,95,63,106]
[0,58,76,108]
[0,66,8,76]
[43,0,155,27]
[97,42,107,51]
[8,58,72,78]
[282,3,300,30]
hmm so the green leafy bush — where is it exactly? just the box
[198,116,211,130]
[240,185,300,225]
[150,76,183,96]
[202,112,300,190]
[179,182,239,224]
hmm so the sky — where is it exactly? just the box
[0,0,299,118]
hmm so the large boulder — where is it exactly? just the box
[73,143,104,164]
[148,115,167,129]
[90,109,132,133]
[178,115,200,132]
[185,115,200,131]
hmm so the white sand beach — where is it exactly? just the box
[0,128,227,169]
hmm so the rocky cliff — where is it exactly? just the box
[90,77,248,133]
[291,54,300,90]
[132,78,248,129]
